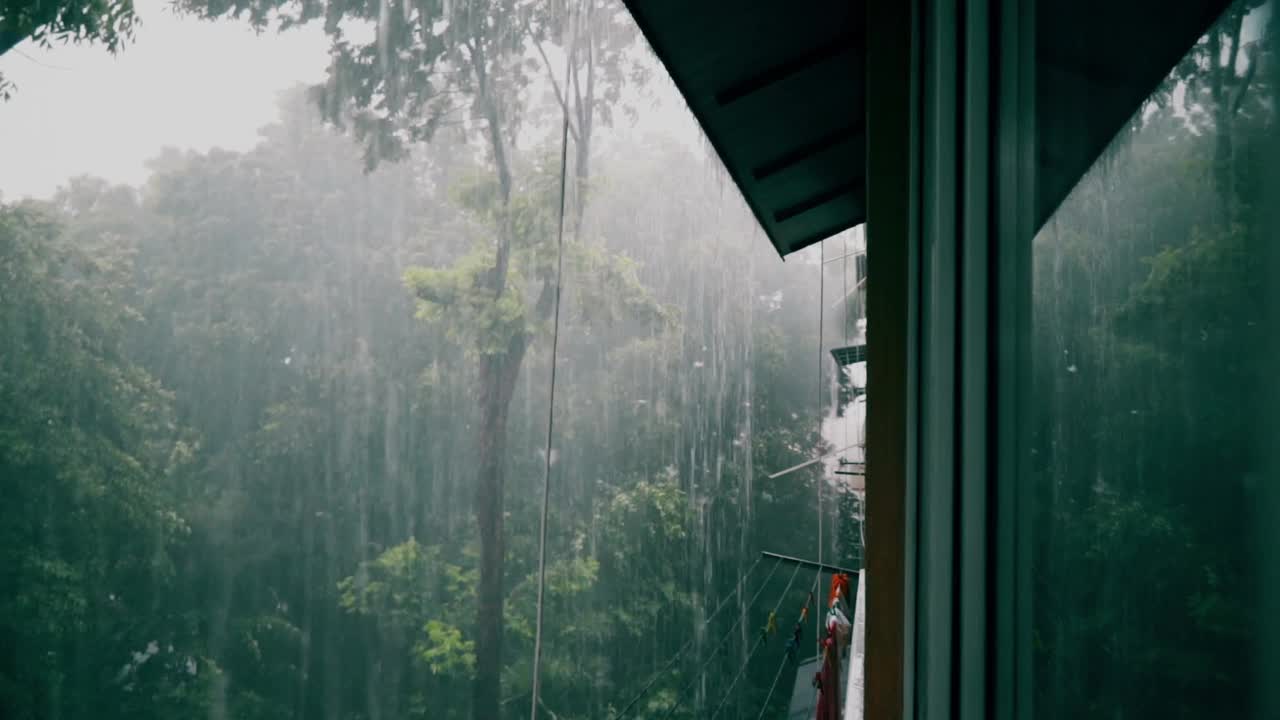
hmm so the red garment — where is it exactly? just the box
[814,632,842,720]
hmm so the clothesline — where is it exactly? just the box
[708,563,807,720]
[661,558,792,719]
[612,554,774,719]
[755,573,824,719]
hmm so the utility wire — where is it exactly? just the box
[529,6,576,718]
[613,555,775,719]
[707,563,806,720]
[842,232,850,454]
[815,240,826,647]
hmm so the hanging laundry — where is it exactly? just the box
[830,605,850,628]
[814,627,842,720]
[829,573,851,610]
[761,609,779,642]
[828,609,852,652]
[786,620,804,661]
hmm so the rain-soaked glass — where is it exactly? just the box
[0,1,860,718]
[1031,0,1277,716]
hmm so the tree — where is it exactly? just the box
[0,197,209,720]
[0,0,139,97]
[1162,0,1270,221]
[172,7,542,715]
[338,539,476,719]
[0,0,137,54]
[1029,6,1274,715]
[131,91,446,720]
[2,60,837,718]
[526,0,647,230]
[169,2,649,714]
[401,139,668,719]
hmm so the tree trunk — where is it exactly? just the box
[571,6,595,233]
[1210,12,1244,222]
[573,133,591,233]
[472,333,527,720]
[466,43,524,719]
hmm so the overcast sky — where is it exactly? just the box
[0,0,332,200]
[0,0,707,202]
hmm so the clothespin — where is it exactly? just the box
[785,637,798,661]
[760,610,775,642]
[812,673,823,691]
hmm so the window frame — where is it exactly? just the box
[864,0,1036,718]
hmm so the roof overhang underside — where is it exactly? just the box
[624,0,1232,257]
[623,0,864,258]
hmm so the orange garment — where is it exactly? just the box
[828,573,851,609]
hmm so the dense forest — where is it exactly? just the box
[1030,1,1274,717]
[3,0,1276,718]
[0,0,856,714]
[0,85,850,720]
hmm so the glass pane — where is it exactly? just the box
[1031,1,1276,717]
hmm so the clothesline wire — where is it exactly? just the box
[612,555,774,719]
[659,558,799,719]
[754,572,823,719]
[708,563,806,720]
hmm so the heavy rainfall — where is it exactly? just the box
[1,1,865,717]
[1,0,1275,718]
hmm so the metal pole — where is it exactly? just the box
[760,550,860,578]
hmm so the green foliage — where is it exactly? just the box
[1,75,830,720]
[0,0,139,98]
[339,539,476,678]
[0,0,137,52]
[0,199,203,720]
[177,0,546,168]
[405,146,670,363]
[405,246,532,358]
[1030,9,1274,715]
[417,620,476,675]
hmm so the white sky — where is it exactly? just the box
[0,0,331,200]
[0,0,704,202]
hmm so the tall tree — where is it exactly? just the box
[170,3,542,712]
[527,0,645,230]
[0,195,209,720]
[172,2,650,714]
